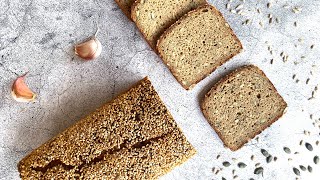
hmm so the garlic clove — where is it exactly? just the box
[74,38,102,60]
[11,73,36,102]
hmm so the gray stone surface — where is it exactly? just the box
[0,0,319,179]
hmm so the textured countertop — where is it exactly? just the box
[0,0,319,179]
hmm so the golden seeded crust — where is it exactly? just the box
[18,77,196,179]
[114,0,135,20]
[201,65,287,151]
[131,0,208,51]
[157,5,243,90]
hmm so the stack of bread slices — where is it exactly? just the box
[115,0,243,90]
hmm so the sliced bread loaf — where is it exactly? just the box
[201,65,287,151]
[157,5,243,89]
[18,77,196,179]
[114,0,135,20]
[131,0,207,50]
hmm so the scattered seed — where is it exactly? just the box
[283,4,290,9]
[223,161,231,167]
[212,167,215,172]
[235,4,244,10]
[299,165,306,171]
[270,59,274,64]
[316,141,319,145]
[257,8,261,13]
[266,155,273,163]
[226,3,230,9]
[275,17,279,23]
[307,165,312,173]
[314,156,319,164]
[249,178,254,180]
[255,163,261,167]
[299,140,303,145]
[261,149,269,157]
[292,6,302,13]
[284,147,291,154]
[288,158,292,161]
[222,177,226,180]
[254,167,264,175]
[233,175,238,179]
[293,74,296,79]
[293,167,301,176]
[232,169,236,175]
[267,3,271,8]
[216,155,221,159]
[251,155,255,160]
[306,78,310,84]
[238,162,247,168]
[294,152,299,155]
[274,156,277,161]
[310,44,314,49]
[294,22,297,27]
[215,169,220,174]
[305,143,313,151]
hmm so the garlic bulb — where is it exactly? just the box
[75,27,102,60]
[11,73,36,102]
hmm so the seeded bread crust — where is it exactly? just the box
[201,65,287,151]
[157,5,243,90]
[18,77,196,179]
[114,0,135,20]
[131,0,208,52]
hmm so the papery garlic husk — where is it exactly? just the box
[11,73,36,102]
[74,38,102,60]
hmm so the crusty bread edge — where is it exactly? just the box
[156,5,243,90]
[114,0,133,21]
[200,65,287,151]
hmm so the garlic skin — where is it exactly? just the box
[74,38,102,60]
[11,74,36,102]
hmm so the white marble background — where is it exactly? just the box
[0,0,319,179]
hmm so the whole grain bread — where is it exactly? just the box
[131,0,207,50]
[114,0,135,20]
[18,77,196,179]
[157,5,243,90]
[201,65,287,151]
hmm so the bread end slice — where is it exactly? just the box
[201,65,287,151]
[157,5,243,90]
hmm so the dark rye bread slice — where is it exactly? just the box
[18,77,196,179]
[201,65,287,151]
[114,0,135,20]
[157,5,243,90]
[131,0,207,50]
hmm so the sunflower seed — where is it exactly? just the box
[212,167,215,172]
[223,161,231,167]
[299,165,306,171]
[232,169,236,174]
[255,163,261,167]
[251,155,255,160]
[274,156,278,161]
[233,175,238,179]
[254,167,264,175]
[299,140,303,145]
[310,44,314,49]
[238,162,247,168]
[307,165,312,172]
[284,147,291,154]
[266,155,272,163]
[305,143,313,151]
[261,149,269,157]
[216,155,220,159]
[314,156,319,164]
[293,167,300,176]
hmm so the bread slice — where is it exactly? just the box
[114,0,135,20]
[131,0,207,50]
[201,65,287,151]
[157,5,243,90]
[18,77,196,179]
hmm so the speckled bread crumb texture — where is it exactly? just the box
[18,77,196,179]
[114,0,135,20]
[201,65,287,151]
[157,5,243,90]
[131,0,207,50]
